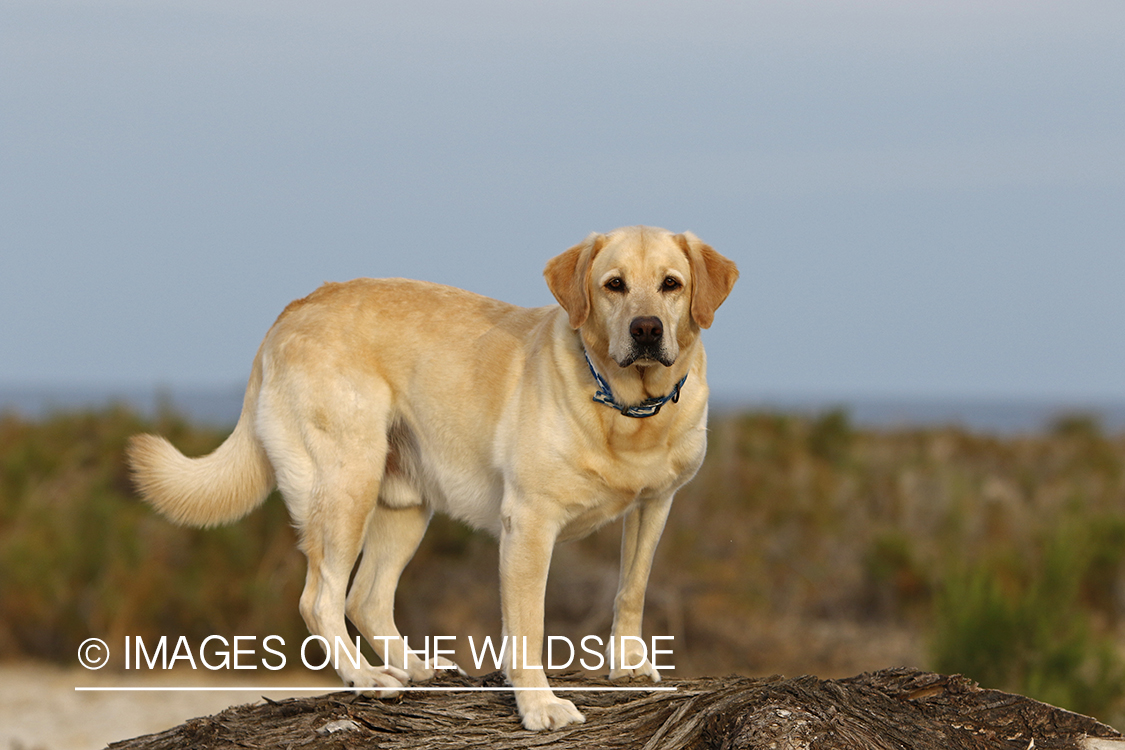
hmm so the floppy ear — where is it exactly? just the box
[675,232,739,329]
[543,233,605,329]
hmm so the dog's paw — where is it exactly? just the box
[607,645,662,682]
[609,661,661,682]
[516,693,585,731]
[404,655,466,682]
[433,655,468,676]
[343,666,409,698]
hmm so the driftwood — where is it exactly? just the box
[108,668,1124,750]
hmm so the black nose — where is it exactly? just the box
[630,316,663,345]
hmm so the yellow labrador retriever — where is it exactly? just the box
[128,225,737,730]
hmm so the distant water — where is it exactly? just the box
[0,386,246,427]
[710,394,1125,434]
[2,385,1124,435]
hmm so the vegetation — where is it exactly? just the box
[0,407,308,659]
[2,406,1124,723]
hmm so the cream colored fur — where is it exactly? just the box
[127,225,738,731]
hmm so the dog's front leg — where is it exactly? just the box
[499,502,585,731]
[607,492,674,681]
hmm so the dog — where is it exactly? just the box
[127,225,737,730]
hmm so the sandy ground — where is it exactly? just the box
[0,662,339,750]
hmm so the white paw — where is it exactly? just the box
[404,655,466,682]
[517,694,585,731]
[434,655,468,676]
[342,666,409,698]
[607,648,661,682]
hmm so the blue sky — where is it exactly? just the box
[2,1,1123,402]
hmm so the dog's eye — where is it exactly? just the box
[605,278,626,292]
[662,276,682,292]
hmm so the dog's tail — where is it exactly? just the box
[127,354,274,528]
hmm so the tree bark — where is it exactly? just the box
[107,668,1123,750]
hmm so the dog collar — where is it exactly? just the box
[583,350,688,419]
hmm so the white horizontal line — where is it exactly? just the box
[74,686,677,692]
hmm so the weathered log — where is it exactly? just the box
[108,668,1123,750]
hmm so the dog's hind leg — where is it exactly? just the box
[297,485,409,692]
[281,405,410,694]
[346,502,461,681]
[253,343,411,692]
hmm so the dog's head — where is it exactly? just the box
[544,226,738,369]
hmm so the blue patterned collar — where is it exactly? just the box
[583,350,688,418]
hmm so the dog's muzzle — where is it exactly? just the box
[619,316,673,367]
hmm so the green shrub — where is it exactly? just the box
[931,515,1125,719]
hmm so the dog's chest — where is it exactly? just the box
[595,445,687,495]
[555,439,702,540]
